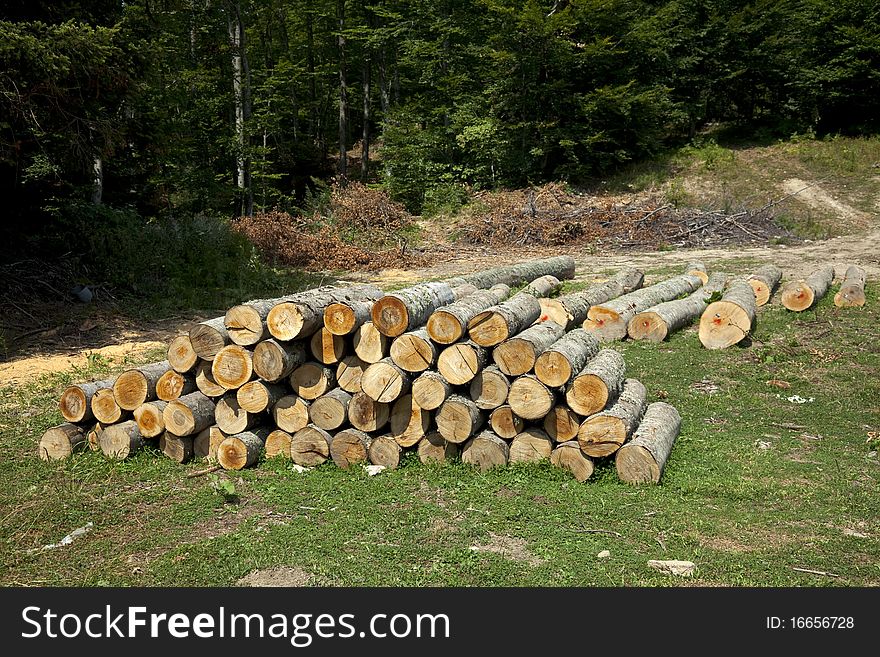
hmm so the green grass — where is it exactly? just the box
[1,281,878,587]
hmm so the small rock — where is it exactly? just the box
[363,464,386,476]
[843,528,868,539]
[755,440,772,450]
[647,559,695,577]
[597,550,611,559]
[291,464,311,473]
[867,451,877,459]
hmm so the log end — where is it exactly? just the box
[167,335,198,373]
[748,279,772,307]
[59,386,88,423]
[39,424,85,460]
[324,303,357,335]
[426,310,465,345]
[834,286,866,308]
[217,436,250,470]
[578,415,626,457]
[780,281,815,312]
[565,375,609,417]
[266,302,304,341]
[372,296,409,338]
[493,339,536,377]
[698,300,751,349]
[113,370,148,411]
[225,305,264,345]
[627,311,668,342]
[550,442,594,482]
[211,345,253,390]
[615,444,661,484]
[534,351,572,388]
[467,311,509,347]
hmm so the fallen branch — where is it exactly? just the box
[792,566,840,578]
[185,464,221,478]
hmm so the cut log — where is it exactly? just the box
[86,422,105,451]
[361,357,411,402]
[834,265,867,308]
[550,441,595,482]
[113,361,171,410]
[509,428,553,463]
[615,402,681,484]
[236,380,287,413]
[348,391,390,432]
[59,378,114,424]
[160,433,194,463]
[193,426,225,461]
[508,374,555,420]
[99,420,144,459]
[134,400,168,438]
[367,435,403,469]
[264,429,293,458]
[534,329,599,388]
[330,428,373,468]
[411,370,452,410]
[698,277,757,349]
[578,378,647,457]
[565,349,625,416]
[426,284,511,344]
[215,394,257,434]
[217,427,271,470]
[324,298,375,336]
[189,317,228,361]
[686,262,709,285]
[156,370,196,401]
[539,268,644,328]
[489,405,525,439]
[493,321,565,376]
[91,387,128,424]
[747,264,783,306]
[542,405,582,442]
[629,271,730,342]
[584,273,703,341]
[167,335,198,373]
[390,327,439,373]
[38,423,86,460]
[467,292,542,347]
[437,341,488,385]
[524,275,563,298]
[353,322,389,363]
[195,361,227,398]
[469,365,510,410]
[417,432,459,464]
[436,394,486,444]
[445,255,575,289]
[211,345,253,390]
[272,395,310,433]
[337,355,369,393]
[290,425,332,466]
[252,339,306,382]
[162,391,216,436]
[309,388,352,431]
[267,285,384,341]
[780,266,835,312]
[289,362,336,399]
[371,282,458,338]
[224,288,335,346]
[309,327,346,365]
[389,394,431,447]
[461,430,509,471]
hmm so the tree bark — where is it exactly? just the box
[389,394,431,447]
[534,328,599,388]
[538,267,643,328]
[686,262,708,285]
[564,348,625,416]
[330,428,373,468]
[113,361,171,410]
[417,431,459,464]
[461,430,509,471]
[267,285,383,341]
[748,264,782,306]
[445,255,575,289]
[468,293,543,347]
[134,400,168,438]
[390,327,439,372]
[361,357,411,402]
[550,441,595,482]
[167,334,198,373]
[337,0,348,178]
[615,402,681,484]
[310,388,352,431]
[291,425,332,466]
[578,378,647,457]
[163,392,216,436]
[699,277,757,349]
[629,271,729,342]
[437,340,488,385]
[436,394,486,443]
[411,370,452,410]
[509,428,553,463]
[59,377,114,423]
[361,51,371,180]
[492,321,565,376]
[39,423,86,461]
[780,266,835,311]
[290,362,336,399]
[508,374,555,420]
[427,284,510,344]
[272,395,311,433]
[469,365,510,410]
[224,286,337,345]
[834,265,867,307]
[228,0,252,216]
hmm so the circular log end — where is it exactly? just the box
[699,301,750,349]
[372,297,409,338]
[426,311,463,345]
[781,283,814,312]
[362,362,403,403]
[367,437,401,469]
[749,279,771,306]
[311,329,345,364]
[628,311,667,342]
[212,346,253,389]
[550,443,594,482]
[59,386,88,423]
[92,389,122,424]
[265,430,293,458]
[615,444,661,484]
[156,371,185,401]
[134,404,164,438]
[168,335,198,373]
[225,305,263,345]
[390,335,434,373]
[578,415,626,457]
[266,303,303,341]
[565,375,608,417]
[493,339,534,377]
[189,324,225,360]
[164,401,195,436]
[534,351,572,388]
[113,370,148,411]
[330,432,368,468]
[217,437,248,470]
[543,406,580,442]
[39,428,77,460]
[468,312,508,347]
[325,303,356,335]
[689,270,709,285]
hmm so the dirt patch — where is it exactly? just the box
[237,565,314,587]
[781,178,871,229]
[469,533,545,566]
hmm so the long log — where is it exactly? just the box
[167,335,198,373]
[348,391,390,432]
[489,405,525,439]
[542,405,582,443]
[629,271,729,342]
[686,261,709,285]
[493,320,565,376]
[156,370,196,401]
[564,348,625,416]
[747,264,783,306]
[550,441,595,482]
[134,400,168,438]
[426,284,511,344]
[509,428,554,463]
[225,288,335,346]
[91,387,129,424]
[38,423,86,460]
[162,391,216,436]
[309,388,352,431]
[539,268,644,328]
[100,420,144,459]
[698,277,757,349]
[436,394,485,444]
[533,329,599,388]
[267,285,384,341]
[189,317,228,361]
[265,429,293,458]
[160,433,194,463]
[508,374,555,420]
[445,255,575,289]
[361,357,411,403]
[215,394,257,434]
[195,361,228,398]
[290,425,332,466]
[437,340,488,385]
[337,355,369,393]
[290,362,336,399]
[353,322,389,363]
[272,395,311,433]
[390,328,439,373]
[417,432,459,464]
[371,282,459,338]
[218,427,271,470]
[389,394,431,447]
[469,365,510,410]
[59,377,114,423]
[467,275,562,347]
[461,430,509,471]
[578,378,647,457]
[309,327,346,365]
[211,345,253,390]
[113,361,171,410]
[330,428,373,468]
[780,266,835,311]
[236,380,287,413]
[367,435,403,469]
[615,402,681,484]
[411,370,452,410]
[834,265,867,308]
[324,298,375,336]
[252,339,306,382]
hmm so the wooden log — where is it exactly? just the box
[289,362,335,399]
[324,298,375,336]
[218,427,271,470]
[167,334,199,373]
[337,354,369,393]
[38,423,86,460]
[86,421,105,451]
[629,271,730,342]
[747,264,783,306]
[59,378,114,423]
[272,395,310,433]
[492,321,565,377]
[353,322,389,363]
[211,345,253,390]
[264,429,293,458]
[155,370,196,401]
[224,288,336,346]
[252,339,306,382]
[834,265,867,308]
[371,282,459,338]
[99,420,144,459]
[615,402,681,484]
[564,349,625,416]
[290,425,332,466]
[411,370,452,410]
[113,361,171,410]
[417,432,459,464]
[162,391,216,436]
[348,391,390,432]
[534,329,599,388]
[189,317,228,361]
[461,430,509,471]
[215,394,257,434]
[195,361,228,397]
[437,340,488,385]
[542,405,582,442]
[361,357,411,402]
[698,277,757,349]
[509,428,553,463]
[584,273,703,341]
[330,428,373,468]
[578,378,648,457]
[193,426,225,461]
[426,284,511,344]
[390,327,439,373]
[508,374,555,421]
[436,394,485,444]
[134,400,168,438]
[467,286,548,348]
[550,441,595,482]
[91,387,129,424]
[267,285,384,341]
[539,268,644,328]
[489,405,525,439]
[236,380,287,413]
[469,365,510,410]
[367,435,402,469]
[686,261,709,285]
[310,388,352,431]
[445,255,575,289]
[780,266,835,312]
[160,432,194,463]
[309,327,346,365]
[389,394,431,447]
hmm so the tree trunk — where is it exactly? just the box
[390,327,439,372]
[218,427,271,470]
[59,377,114,423]
[469,365,510,410]
[361,357,411,402]
[437,340,488,385]
[225,286,337,345]
[236,380,287,413]
[523,275,562,298]
[699,277,757,349]
[509,428,553,463]
[534,328,599,388]
[252,339,306,382]
[629,271,729,342]
[134,400,168,438]
[100,420,144,460]
[411,370,452,410]
[543,266,644,327]
[436,394,486,443]
[113,361,171,410]
[337,0,348,178]
[427,284,511,344]
[371,282,459,337]
[167,335,199,373]
[291,425,332,466]
[493,320,565,376]
[417,432,459,464]
[489,405,525,439]
[290,362,336,399]
[91,155,103,205]
[215,394,256,434]
[834,265,867,307]
[686,262,708,285]
[39,423,86,461]
[578,378,647,457]
[190,317,229,361]
[780,266,835,311]
[348,391,390,432]
[91,387,128,424]
[461,430,509,471]
[267,285,383,341]
[310,388,352,431]
[353,322,389,363]
[265,429,293,459]
[615,402,681,484]
[228,0,252,216]
[195,361,228,398]
[163,392,216,436]
[748,264,783,306]
[272,395,311,433]
[211,345,253,390]
[389,394,431,447]
[550,441,595,482]
[445,255,575,289]
[367,435,402,469]
[336,354,368,393]
[361,52,371,180]
[310,327,346,365]
[330,428,373,468]
[565,348,625,416]
[156,370,196,401]
[542,405,581,442]
[324,298,374,336]
[468,293,542,347]
[160,433,194,463]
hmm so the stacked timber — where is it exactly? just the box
[628,272,729,342]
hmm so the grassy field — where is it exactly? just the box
[1,269,877,587]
